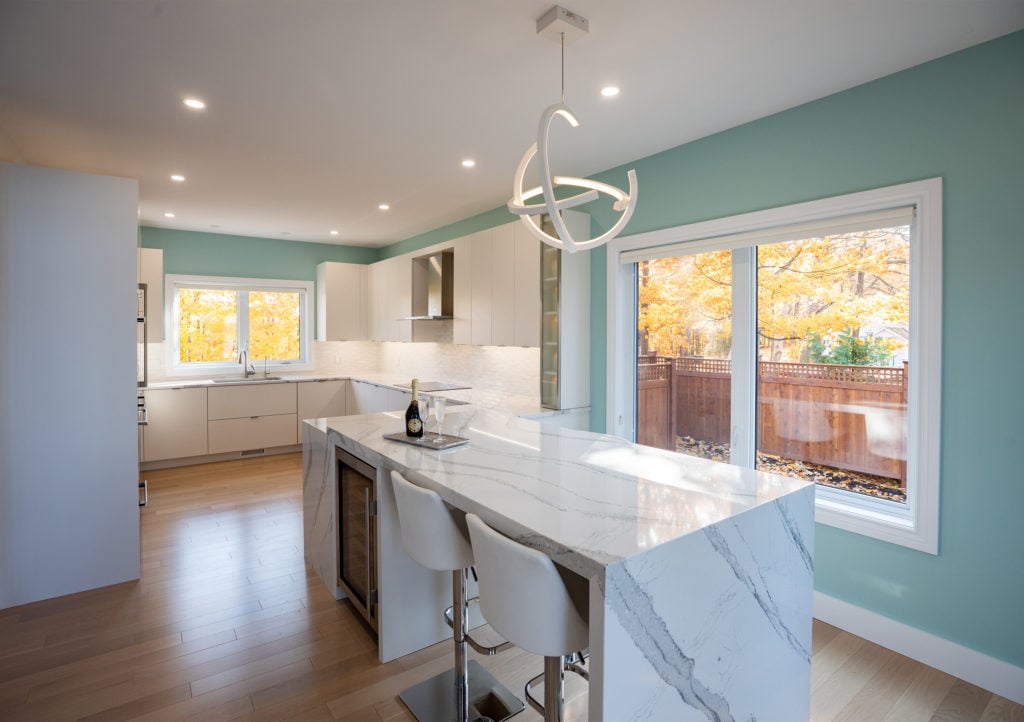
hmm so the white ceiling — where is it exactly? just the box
[2,1,1022,248]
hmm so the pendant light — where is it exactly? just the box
[507,6,638,253]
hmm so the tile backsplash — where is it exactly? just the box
[146,340,540,409]
[377,342,540,409]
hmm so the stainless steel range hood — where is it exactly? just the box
[405,249,454,320]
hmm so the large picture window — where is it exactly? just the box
[167,275,313,374]
[607,179,942,553]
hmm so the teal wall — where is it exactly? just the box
[383,31,1024,668]
[140,226,377,279]
[377,206,516,260]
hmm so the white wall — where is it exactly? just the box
[0,162,140,609]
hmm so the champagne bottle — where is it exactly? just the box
[405,378,423,438]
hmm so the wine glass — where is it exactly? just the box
[433,396,447,443]
[419,396,430,438]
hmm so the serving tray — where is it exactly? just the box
[383,432,469,451]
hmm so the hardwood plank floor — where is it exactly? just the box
[0,453,1019,721]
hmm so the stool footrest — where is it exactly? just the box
[524,653,589,720]
[444,600,515,656]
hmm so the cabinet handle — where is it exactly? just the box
[250,415,260,419]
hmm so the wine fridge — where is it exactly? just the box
[336,448,379,630]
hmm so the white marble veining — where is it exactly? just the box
[312,405,815,721]
[323,406,808,580]
[301,420,343,600]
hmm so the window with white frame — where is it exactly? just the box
[167,275,314,373]
[607,178,942,553]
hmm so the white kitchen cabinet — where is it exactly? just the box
[368,262,385,340]
[138,247,164,341]
[348,379,389,415]
[368,257,411,343]
[207,383,297,453]
[383,255,412,343]
[452,235,473,345]
[490,223,517,346]
[469,229,493,346]
[316,262,367,341]
[143,387,208,461]
[208,382,297,420]
[209,414,298,454]
[513,221,541,348]
[297,379,347,437]
[466,221,541,348]
[386,388,411,411]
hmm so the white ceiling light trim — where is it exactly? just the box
[507,5,638,253]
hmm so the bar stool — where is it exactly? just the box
[390,471,524,722]
[466,513,590,722]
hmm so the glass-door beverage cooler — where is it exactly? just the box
[336,448,378,630]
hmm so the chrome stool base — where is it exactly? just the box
[399,660,525,722]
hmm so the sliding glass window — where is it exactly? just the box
[608,180,942,552]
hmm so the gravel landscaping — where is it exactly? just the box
[676,435,907,503]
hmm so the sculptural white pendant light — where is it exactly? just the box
[507,5,638,253]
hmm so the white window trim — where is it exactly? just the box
[166,274,314,376]
[606,178,942,554]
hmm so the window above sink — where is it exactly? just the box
[166,274,314,377]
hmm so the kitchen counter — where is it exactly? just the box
[146,372,577,418]
[303,406,815,721]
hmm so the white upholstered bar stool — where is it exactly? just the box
[466,513,590,722]
[390,471,524,722]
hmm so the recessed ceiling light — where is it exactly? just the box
[170,174,186,182]
[183,97,206,110]
[378,203,390,211]
[329,230,339,236]
[164,212,175,218]
[461,159,476,168]
[600,86,620,97]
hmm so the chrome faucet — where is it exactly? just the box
[238,349,256,377]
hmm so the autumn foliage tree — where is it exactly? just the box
[638,226,910,364]
[178,288,301,363]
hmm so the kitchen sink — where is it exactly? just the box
[212,376,285,383]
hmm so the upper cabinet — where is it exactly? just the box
[512,221,541,348]
[355,219,555,348]
[375,255,412,343]
[464,219,546,348]
[316,262,368,341]
[138,247,164,341]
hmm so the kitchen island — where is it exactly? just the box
[303,407,815,721]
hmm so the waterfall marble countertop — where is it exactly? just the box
[309,406,816,720]
[321,406,811,579]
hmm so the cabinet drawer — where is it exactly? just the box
[208,382,297,420]
[208,414,298,454]
[143,387,208,461]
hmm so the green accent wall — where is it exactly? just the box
[376,206,517,260]
[382,31,1024,669]
[140,226,378,278]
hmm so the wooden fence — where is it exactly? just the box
[637,356,908,483]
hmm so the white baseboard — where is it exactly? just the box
[814,592,1024,705]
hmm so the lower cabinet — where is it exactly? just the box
[208,414,298,454]
[207,383,297,454]
[142,387,208,461]
[297,380,347,438]
[348,379,389,414]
